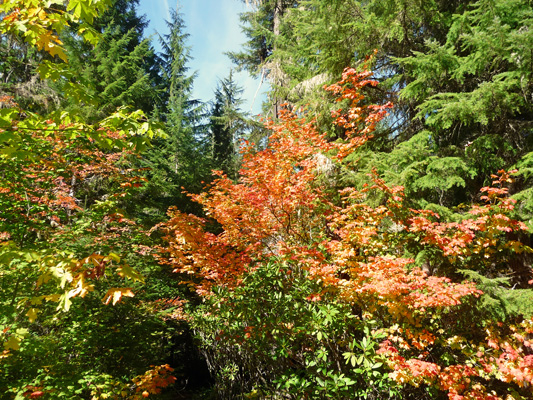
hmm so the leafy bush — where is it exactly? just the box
[191,259,398,399]
[161,67,533,399]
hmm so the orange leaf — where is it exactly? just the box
[103,288,134,305]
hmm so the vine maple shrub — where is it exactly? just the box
[159,66,533,399]
[0,3,178,398]
[0,96,147,312]
[0,94,177,400]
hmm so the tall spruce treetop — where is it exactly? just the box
[229,1,290,72]
[158,9,197,121]
[210,70,251,179]
[157,7,207,175]
[93,0,146,39]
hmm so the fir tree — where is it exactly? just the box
[229,0,297,117]
[138,8,209,217]
[210,71,251,179]
[259,0,532,209]
[61,0,163,121]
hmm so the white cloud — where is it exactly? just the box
[162,0,170,19]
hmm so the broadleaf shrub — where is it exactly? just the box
[160,66,533,399]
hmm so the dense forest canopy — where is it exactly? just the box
[0,1,532,399]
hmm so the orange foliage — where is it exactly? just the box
[130,364,176,399]
[159,67,533,399]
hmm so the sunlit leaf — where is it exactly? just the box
[26,308,39,323]
[117,264,145,283]
[103,288,135,305]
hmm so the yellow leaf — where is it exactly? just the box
[68,276,94,299]
[3,336,20,351]
[26,308,38,323]
[36,31,67,62]
[27,7,41,18]
[36,272,52,287]
[15,328,29,337]
[44,294,61,302]
[106,252,121,262]
[30,296,44,305]
[57,293,72,311]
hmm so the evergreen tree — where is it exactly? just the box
[210,71,251,179]
[229,0,298,117]
[254,0,533,210]
[61,0,163,121]
[397,0,533,182]
[230,0,294,75]
[138,8,210,217]
[265,0,463,133]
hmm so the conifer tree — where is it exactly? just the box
[139,8,209,216]
[253,0,532,210]
[229,0,297,117]
[210,71,251,179]
[61,0,162,121]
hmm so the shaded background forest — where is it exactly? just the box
[0,0,532,399]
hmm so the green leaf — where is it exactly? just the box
[116,264,145,283]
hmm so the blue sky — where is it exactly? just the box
[137,0,265,116]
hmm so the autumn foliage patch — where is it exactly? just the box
[160,67,533,399]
